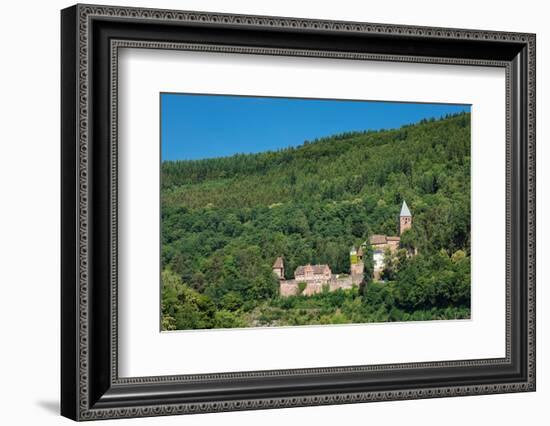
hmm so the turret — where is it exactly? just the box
[399,200,412,235]
[272,257,284,280]
[350,246,364,278]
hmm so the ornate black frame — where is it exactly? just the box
[61,4,536,421]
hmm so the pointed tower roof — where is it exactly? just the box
[400,200,411,217]
[273,257,284,269]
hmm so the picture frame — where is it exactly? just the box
[61,3,536,421]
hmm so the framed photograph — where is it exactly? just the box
[61,4,536,421]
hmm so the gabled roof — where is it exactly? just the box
[400,200,411,217]
[295,264,330,276]
[273,257,284,269]
[370,234,388,245]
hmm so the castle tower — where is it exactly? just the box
[350,246,364,279]
[357,246,364,262]
[350,246,358,265]
[272,257,284,280]
[399,200,412,235]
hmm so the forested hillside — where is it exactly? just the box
[161,112,471,330]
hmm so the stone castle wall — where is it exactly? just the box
[280,280,299,297]
[279,271,362,297]
[329,276,354,291]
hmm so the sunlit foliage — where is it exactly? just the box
[161,112,471,329]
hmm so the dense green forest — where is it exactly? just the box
[161,112,471,330]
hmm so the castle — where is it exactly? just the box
[274,201,412,296]
[370,200,412,279]
[274,258,359,297]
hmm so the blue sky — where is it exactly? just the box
[161,93,470,161]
